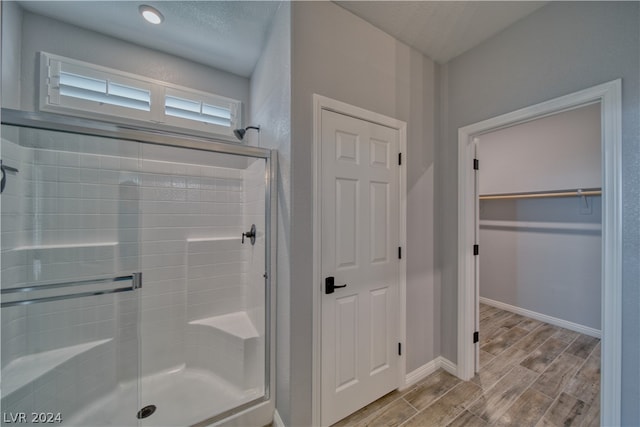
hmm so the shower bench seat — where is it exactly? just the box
[187,311,261,390]
[1,338,112,400]
[189,311,259,339]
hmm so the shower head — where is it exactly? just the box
[233,125,260,141]
[233,128,246,140]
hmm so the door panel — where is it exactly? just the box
[335,294,358,390]
[370,182,389,263]
[370,288,390,373]
[321,110,400,426]
[336,178,358,269]
[370,138,390,168]
[336,131,360,164]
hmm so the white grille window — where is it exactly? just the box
[59,72,151,111]
[165,96,231,126]
[163,88,239,134]
[39,52,242,138]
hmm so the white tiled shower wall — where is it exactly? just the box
[137,143,259,375]
[1,126,267,419]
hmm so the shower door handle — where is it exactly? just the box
[325,276,347,294]
[0,272,142,308]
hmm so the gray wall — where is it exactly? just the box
[478,103,601,195]
[439,2,639,424]
[289,2,439,425]
[479,196,602,330]
[0,1,22,109]
[248,2,292,425]
[13,10,250,116]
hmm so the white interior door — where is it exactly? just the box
[320,109,400,426]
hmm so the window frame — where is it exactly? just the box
[39,52,242,139]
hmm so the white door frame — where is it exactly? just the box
[312,94,407,426]
[457,80,622,426]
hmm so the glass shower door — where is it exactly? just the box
[1,113,275,427]
[0,124,142,426]
[135,143,269,426]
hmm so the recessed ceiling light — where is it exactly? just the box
[139,5,164,25]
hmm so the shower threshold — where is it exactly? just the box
[65,366,263,426]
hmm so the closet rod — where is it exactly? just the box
[479,188,602,201]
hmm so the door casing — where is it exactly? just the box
[457,80,622,426]
[312,95,407,426]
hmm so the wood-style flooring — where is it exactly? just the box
[332,304,600,427]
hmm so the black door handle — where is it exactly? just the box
[242,224,256,245]
[0,160,19,194]
[325,276,347,294]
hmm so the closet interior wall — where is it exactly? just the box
[478,103,602,333]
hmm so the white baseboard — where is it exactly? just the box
[273,409,285,427]
[404,356,459,389]
[439,357,457,376]
[480,297,601,339]
[404,358,439,389]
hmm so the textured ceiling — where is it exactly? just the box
[17,1,281,77]
[336,1,547,63]
[17,1,547,77]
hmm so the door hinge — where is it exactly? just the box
[398,153,402,166]
[473,158,479,170]
[398,247,402,259]
[473,331,479,343]
[473,244,479,256]
[398,342,402,356]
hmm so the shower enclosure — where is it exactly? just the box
[0,110,276,426]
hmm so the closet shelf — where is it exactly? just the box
[479,188,601,201]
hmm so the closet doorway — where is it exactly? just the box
[477,102,602,340]
[457,80,622,426]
